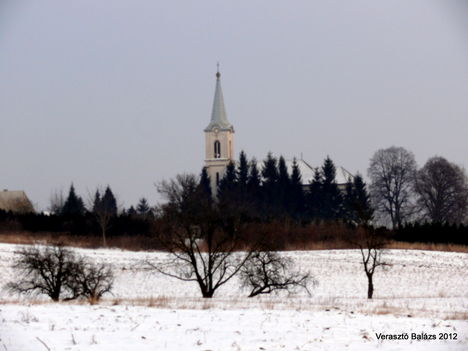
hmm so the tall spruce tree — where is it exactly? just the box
[247,158,262,215]
[307,168,323,219]
[237,151,250,206]
[127,205,137,216]
[101,186,118,216]
[321,156,343,220]
[351,174,373,224]
[238,151,249,189]
[290,158,305,218]
[261,153,279,215]
[262,153,279,186]
[62,184,85,216]
[248,159,261,191]
[217,161,237,205]
[277,156,290,215]
[199,167,212,200]
[137,197,151,215]
[92,190,101,213]
[344,179,356,223]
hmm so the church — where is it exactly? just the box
[203,69,354,193]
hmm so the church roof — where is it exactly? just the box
[0,190,34,213]
[285,159,354,185]
[204,71,234,132]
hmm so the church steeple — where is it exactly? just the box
[204,66,235,195]
[204,67,234,132]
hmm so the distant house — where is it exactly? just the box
[285,159,354,192]
[0,190,34,213]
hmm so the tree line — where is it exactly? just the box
[204,147,467,230]
[208,151,373,224]
[0,146,466,246]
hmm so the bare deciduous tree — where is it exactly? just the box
[6,244,79,301]
[368,146,417,229]
[240,250,313,297]
[351,227,388,299]
[6,244,114,302]
[48,189,64,214]
[414,157,468,225]
[71,261,114,303]
[148,174,252,298]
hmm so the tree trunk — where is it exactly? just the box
[202,290,214,298]
[102,226,107,247]
[51,288,60,301]
[367,273,374,299]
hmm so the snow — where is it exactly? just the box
[0,243,467,350]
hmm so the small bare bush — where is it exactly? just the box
[70,260,114,303]
[240,251,313,297]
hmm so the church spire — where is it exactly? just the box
[204,66,233,132]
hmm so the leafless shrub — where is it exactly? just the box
[240,251,313,297]
[70,260,114,303]
[6,244,113,302]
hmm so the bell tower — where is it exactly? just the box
[204,68,234,194]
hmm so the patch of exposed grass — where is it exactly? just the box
[385,241,468,253]
[0,231,466,253]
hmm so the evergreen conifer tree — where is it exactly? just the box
[261,153,279,215]
[217,161,237,205]
[62,184,85,216]
[290,158,305,218]
[247,159,261,192]
[136,197,150,215]
[321,156,343,220]
[262,152,278,186]
[236,151,254,209]
[237,151,249,189]
[277,156,290,215]
[101,186,118,216]
[247,158,262,215]
[307,168,323,219]
[127,206,137,216]
[199,167,212,200]
[92,190,101,213]
[352,174,373,224]
[92,186,117,246]
[343,179,356,222]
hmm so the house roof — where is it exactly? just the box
[285,159,354,185]
[204,71,234,132]
[0,190,34,213]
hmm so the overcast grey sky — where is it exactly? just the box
[1,0,467,211]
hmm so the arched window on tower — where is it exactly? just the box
[214,140,221,158]
[216,172,220,186]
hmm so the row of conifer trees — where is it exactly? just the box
[200,151,373,224]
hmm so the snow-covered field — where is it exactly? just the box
[0,243,466,350]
